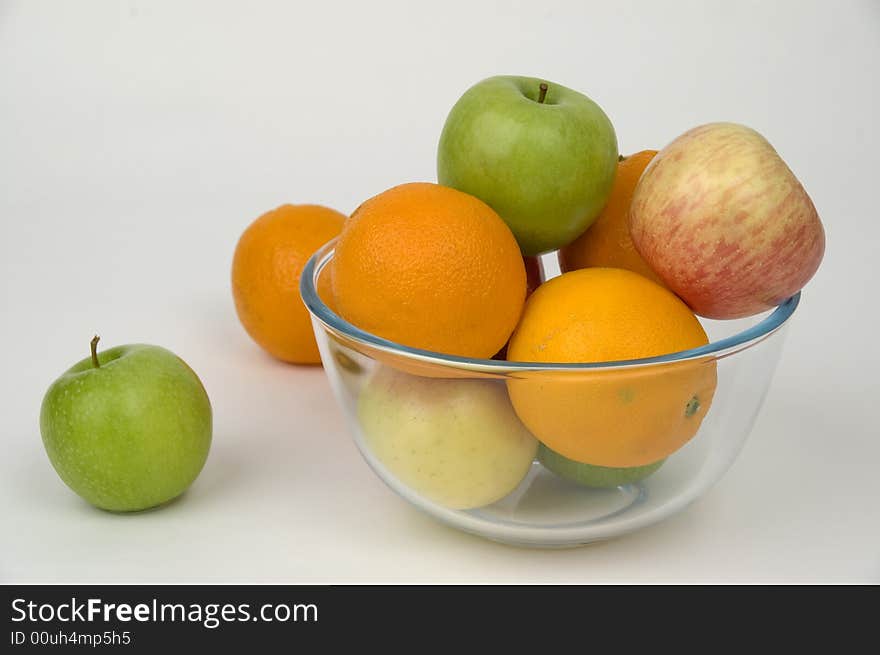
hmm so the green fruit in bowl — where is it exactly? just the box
[437,75,618,256]
[357,367,537,510]
[538,442,664,488]
[39,337,212,512]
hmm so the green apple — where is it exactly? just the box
[538,443,663,489]
[358,367,537,510]
[39,337,212,512]
[437,75,618,256]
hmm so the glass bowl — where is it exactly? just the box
[301,241,799,547]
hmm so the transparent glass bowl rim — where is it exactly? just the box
[301,239,800,373]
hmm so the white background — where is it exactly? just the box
[2,0,878,583]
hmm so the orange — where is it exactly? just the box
[232,204,345,364]
[331,182,526,359]
[506,268,716,467]
[559,150,663,285]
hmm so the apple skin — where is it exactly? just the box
[629,122,825,319]
[437,75,618,256]
[538,443,663,489]
[357,367,537,510]
[524,255,545,297]
[40,344,212,512]
[493,255,544,360]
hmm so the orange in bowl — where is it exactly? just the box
[559,150,663,285]
[507,267,716,467]
[330,182,526,359]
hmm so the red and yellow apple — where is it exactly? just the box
[629,122,825,319]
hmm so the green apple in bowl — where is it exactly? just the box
[40,337,212,512]
[538,443,664,489]
[437,75,618,256]
[358,367,537,510]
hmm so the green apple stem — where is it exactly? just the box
[537,83,548,104]
[91,335,101,369]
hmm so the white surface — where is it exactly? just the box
[2,0,878,583]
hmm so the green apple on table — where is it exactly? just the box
[40,337,212,512]
[437,75,619,255]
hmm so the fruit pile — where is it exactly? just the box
[39,74,825,516]
[230,74,825,511]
